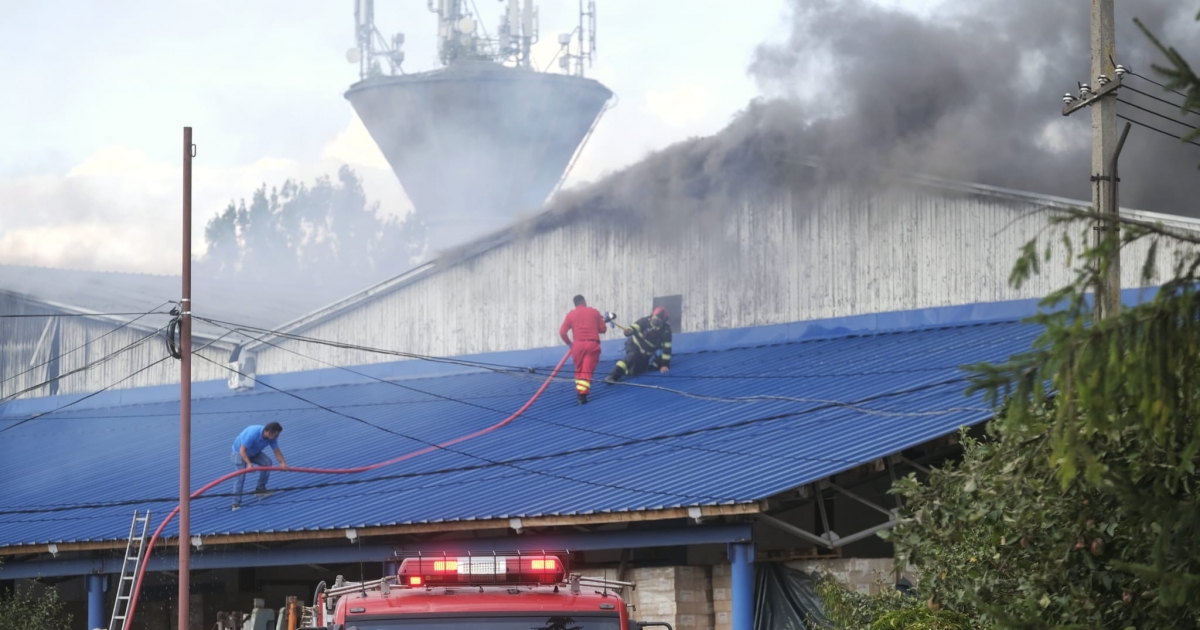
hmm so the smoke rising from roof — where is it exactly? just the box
[520,0,1200,244]
[748,0,1200,215]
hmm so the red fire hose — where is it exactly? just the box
[124,351,570,628]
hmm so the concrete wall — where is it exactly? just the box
[252,179,1196,375]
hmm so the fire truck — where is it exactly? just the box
[262,552,672,630]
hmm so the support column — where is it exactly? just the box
[87,574,107,630]
[727,542,755,630]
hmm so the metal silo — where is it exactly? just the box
[347,0,612,252]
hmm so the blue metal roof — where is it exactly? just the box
[0,301,1045,548]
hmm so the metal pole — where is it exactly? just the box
[87,574,106,630]
[727,542,755,630]
[1091,0,1120,321]
[179,126,193,630]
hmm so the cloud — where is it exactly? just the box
[0,113,415,273]
[321,112,392,171]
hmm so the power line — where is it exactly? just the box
[196,314,1010,382]
[1116,114,1200,148]
[0,355,176,435]
[1127,70,1196,103]
[194,352,738,504]
[201,319,984,417]
[0,311,174,319]
[193,315,538,375]
[1,302,174,387]
[1117,98,1199,132]
[209,319,950,474]
[0,328,236,431]
[1122,84,1200,117]
[0,375,976,516]
[0,323,170,407]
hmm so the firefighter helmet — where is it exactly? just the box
[652,306,669,322]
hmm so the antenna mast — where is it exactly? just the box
[556,0,596,77]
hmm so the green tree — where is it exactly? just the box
[886,416,1165,628]
[813,574,974,630]
[802,14,1200,630]
[201,165,425,292]
[0,562,72,630]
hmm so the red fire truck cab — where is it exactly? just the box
[308,553,670,630]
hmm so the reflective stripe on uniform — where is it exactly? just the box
[576,379,591,393]
[616,360,629,374]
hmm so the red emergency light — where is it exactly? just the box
[397,554,566,586]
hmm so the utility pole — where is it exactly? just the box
[1063,0,1126,321]
[179,127,194,630]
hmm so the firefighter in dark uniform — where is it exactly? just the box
[605,306,672,383]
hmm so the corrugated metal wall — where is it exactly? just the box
[254,181,1196,374]
[0,294,232,400]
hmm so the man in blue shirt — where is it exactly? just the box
[230,422,289,510]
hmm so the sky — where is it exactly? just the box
[0,0,936,274]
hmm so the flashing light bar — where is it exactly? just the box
[398,554,565,586]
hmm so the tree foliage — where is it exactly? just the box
[0,564,72,630]
[809,15,1200,630]
[201,165,425,292]
[813,575,975,630]
[888,417,1168,629]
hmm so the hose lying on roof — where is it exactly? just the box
[123,350,571,630]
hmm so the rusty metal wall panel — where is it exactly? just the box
[253,183,1196,374]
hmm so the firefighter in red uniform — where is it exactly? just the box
[560,295,609,404]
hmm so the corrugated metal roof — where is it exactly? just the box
[0,317,1039,547]
[0,264,343,337]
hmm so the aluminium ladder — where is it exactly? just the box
[108,510,151,630]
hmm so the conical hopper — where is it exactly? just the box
[346,62,613,252]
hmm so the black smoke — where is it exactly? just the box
[459,0,1200,257]
[749,0,1200,215]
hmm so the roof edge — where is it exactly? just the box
[254,169,1195,342]
[1,288,1158,418]
[0,503,760,561]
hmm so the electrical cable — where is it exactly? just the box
[1122,84,1200,117]
[193,315,537,374]
[602,378,989,416]
[0,328,235,431]
[1116,114,1200,148]
[123,347,726,629]
[203,319,919,474]
[1,302,173,387]
[1127,70,1196,103]
[194,351,734,503]
[165,306,182,360]
[0,323,171,408]
[187,319,983,506]
[0,355,175,435]
[195,313,1002,382]
[0,311,174,319]
[0,374,974,516]
[1117,98,1199,131]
